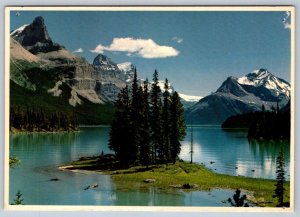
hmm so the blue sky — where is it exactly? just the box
[10,10,291,96]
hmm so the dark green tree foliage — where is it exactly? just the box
[109,86,135,166]
[10,107,78,132]
[129,68,143,162]
[273,146,286,207]
[228,189,249,207]
[109,70,186,166]
[222,104,290,140]
[169,91,187,163]
[149,70,163,163]
[248,107,290,140]
[140,79,151,166]
[11,190,24,205]
[161,78,171,162]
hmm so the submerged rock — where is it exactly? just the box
[143,179,156,183]
[84,183,99,190]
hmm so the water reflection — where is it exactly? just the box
[113,188,185,206]
[180,126,290,179]
[248,139,290,178]
[9,126,291,205]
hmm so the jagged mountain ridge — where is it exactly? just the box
[11,16,64,54]
[185,69,290,125]
[10,16,133,106]
[10,16,205,111]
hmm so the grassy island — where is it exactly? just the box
[59,155,290,207]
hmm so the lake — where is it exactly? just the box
[9,126,290,206]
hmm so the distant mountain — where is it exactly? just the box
[185,69,290,125]
[178,93,202,109]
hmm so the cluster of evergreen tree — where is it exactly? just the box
[109,69,186,166]
[222,104,290,140]
[248,104,290,140]
[10,107,79,132]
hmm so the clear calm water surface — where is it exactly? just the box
[9,126,290,206]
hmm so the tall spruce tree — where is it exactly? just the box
[273,146,286,207]
[162,78,171,162]
[140,79,151,166]
[130,68,142,162]
[149,70,163,163]
[109,85,135,166]
[169,91,186,163]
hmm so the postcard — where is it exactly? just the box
[4,6,295,212]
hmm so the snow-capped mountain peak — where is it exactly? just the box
[186,69,291,125]
[92,54,119,71]
[10,24,29,37]
[237,68,290,97]
[237,69,270,85]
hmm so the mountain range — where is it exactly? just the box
[10,16,201,125]
[10,16,290,125]
[185,69,290,125]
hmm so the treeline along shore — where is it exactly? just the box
[222,103,290,140]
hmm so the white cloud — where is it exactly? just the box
[73,48,83,53]
[171,36,183,44]
[282,11,291,30]
[90,37,179,58]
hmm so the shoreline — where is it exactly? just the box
[10,128,80,134]
[58,156,290,207]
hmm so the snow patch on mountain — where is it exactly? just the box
[157,80,174,93]
[179,93,202,102]
[10,24,29,37]
[117,62,133,73]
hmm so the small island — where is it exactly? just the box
[59,154,289,207]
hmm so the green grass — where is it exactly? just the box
[67,159,290,207]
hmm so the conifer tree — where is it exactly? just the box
[130,68,142,162]
[140,79,151,166]
[109,86,135,166]
[169,91,186,163]
[273,146,286,207]
[162,78,171,162]
[149,70,163,163]
[11,190,24,205]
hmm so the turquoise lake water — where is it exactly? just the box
[9,126,290,206]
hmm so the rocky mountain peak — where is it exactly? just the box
[242,69,271,82]
[11,16,63,54]
[237,69,290,98]
[92,54,119,71]
[14,16,51,46]
[216,76,247,97]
